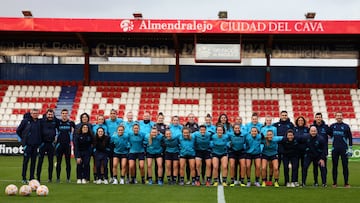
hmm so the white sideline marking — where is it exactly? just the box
[217,185,226,203]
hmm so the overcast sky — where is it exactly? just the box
[1,0,359,20]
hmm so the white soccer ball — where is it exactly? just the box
[28,179,40,191]
[36,185,49,196]
[5,184,18,196]
[19,185,32,196]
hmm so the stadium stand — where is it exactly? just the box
[0,81,360,141]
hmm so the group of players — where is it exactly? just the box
[16,107,353,188]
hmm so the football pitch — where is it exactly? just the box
[0,156,359,203]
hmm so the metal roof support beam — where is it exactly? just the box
[265,35,273,88]
[173,34,180,87]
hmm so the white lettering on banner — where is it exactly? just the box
[139,20,213,32]
[220,22,267,32]
[0,144,24,155]
[294,22,324,32]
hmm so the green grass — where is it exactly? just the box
[0,156,359,203]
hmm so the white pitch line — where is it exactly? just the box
[217,185,226,203]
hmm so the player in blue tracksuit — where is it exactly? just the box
[244,113,263,134]
[93,127,111,184]
[329,112,353,188]
[138,112,155,135]
[245,126,262,187]
[210,125,230,186]
[144,128,164,185]
[228,124,246,187]
[123,112,138,134]
[301,126,327,187]
[178,127,196,186]
[193,125,212,186]
[105,109,123,182]
[312,112,330,186]
[204,114,216,134]
[294,116,309,182]
[128,124,145,184]
[16,109,42,183]
[169,116,183,136]
[37,109,59,182]
[163,129,180,185]
[74,123,93,184]
[111,125,129,185]
[92,115,108,135]
[260,130,283,187]
[260,117,278,185]
[55,109,75,183]
[216,113,233,134]
[105,109,123,136]
[282,129,302,187]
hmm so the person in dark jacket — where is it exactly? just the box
[37,109,59,182]
[16,109,42,184]
[281,129,301,187]
[74,123,93,184]
[312,112,330,186]
[329,112,353,188]
[301,126,327,187]
[93,127,111,184]
[55,109,75,183]
[272,111,294,183]
[294,116,309,181]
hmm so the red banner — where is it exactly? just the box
[0,18,360,34]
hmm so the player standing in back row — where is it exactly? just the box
[55,109,75,183]
[329,112,353,188]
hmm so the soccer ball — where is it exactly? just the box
[36,185,49,196]
[19,185,32,196]
[28,179,40,191]
[5,184,18,196]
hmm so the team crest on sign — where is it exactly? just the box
[120,20,134,32]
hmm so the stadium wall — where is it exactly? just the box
[0,64,356,84]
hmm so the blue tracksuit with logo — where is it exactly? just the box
[329,122,352,185]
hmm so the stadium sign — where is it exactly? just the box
[0,142,23,155]
[0,18,359,34]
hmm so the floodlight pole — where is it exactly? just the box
[265,35,273,88]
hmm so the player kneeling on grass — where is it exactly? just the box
[260,130,283,187]
[74,124,93,184]
[145,127,164,185]
[128,124,146,184]
[245,127,262,187]
[228,124,246,187]
[211,125,230,187]
[163,129,180,185]
[93,127,111,184]
[178,127,196,186]
[193,125,212,186]
[111,125,129,185]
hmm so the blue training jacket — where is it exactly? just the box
[163,133,180,153]
[128,132,145,153]
[210,133,230,156]
[245,133,262,155]
[329,122,353,151]
[261,136,284,156]
[111,133,130,155]
[144,133,164,154]
[193,131,212,151]
[105,118,123,137]
[229,132,246,152]
[179,134,196,157]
